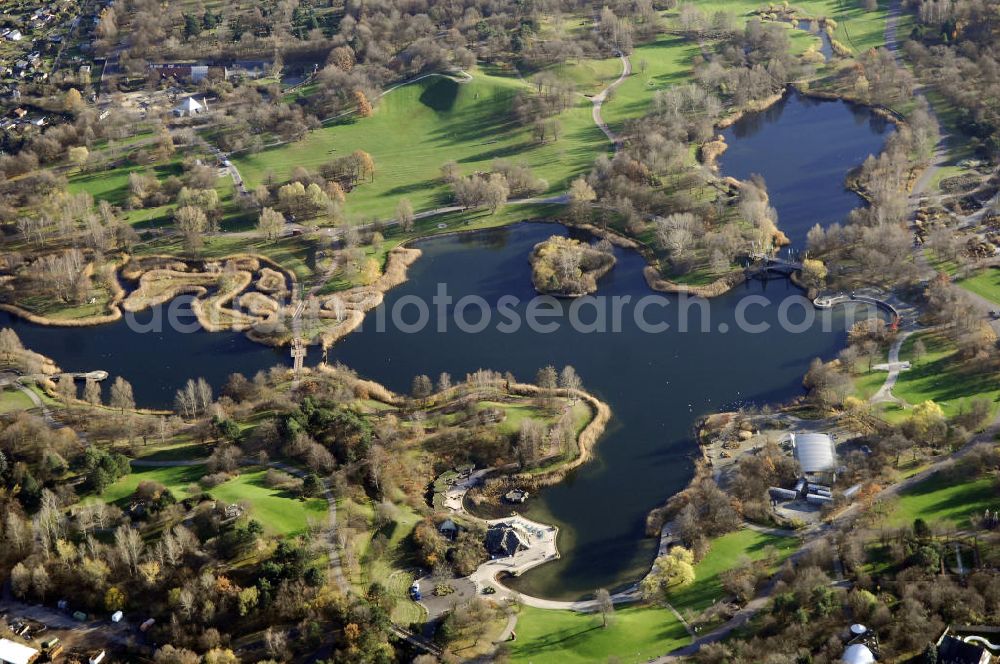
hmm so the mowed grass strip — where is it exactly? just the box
[509,604,691,664]
[234,68,608,220]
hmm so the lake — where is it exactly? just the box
[0,92,891,599]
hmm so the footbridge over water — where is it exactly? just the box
[744,256,804,279]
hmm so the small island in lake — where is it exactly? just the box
[530,235,616,297]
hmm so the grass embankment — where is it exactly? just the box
[510,604,691,664]
[668,529,797,615]
[234,67,608,221]
[893,331,1000,420]
[887,472,996,529]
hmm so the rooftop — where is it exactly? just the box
[792,432,836,473]
[0,638,39,664]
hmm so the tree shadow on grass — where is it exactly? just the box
[512,624,603,656]
[381,179,441,197]
[420,78,460,112]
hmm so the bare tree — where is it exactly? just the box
[596,588,614,627]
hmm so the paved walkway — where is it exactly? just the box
[589,52,630,150]
[871,328,915,404]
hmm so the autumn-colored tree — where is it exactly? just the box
[641,546,696,601]
[64,88,84,113]
[329,46,355,71]
[105,585,126,611]
[353,150,375,182]
[174,205,208,252]
[258,207,285,241]
[68,146,89,168]
[326,180,346,203]
[157,125,175,160]
[354,90,373,117]
[568,177,597,223]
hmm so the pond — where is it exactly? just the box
[718,90,893,249]
[0,91,892,600]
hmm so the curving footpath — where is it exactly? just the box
[590,51,631,151]
[870,328,915,404]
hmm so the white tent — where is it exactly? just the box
[0,638,39,664]
[174,97,205,117]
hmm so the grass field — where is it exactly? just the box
[100,466,327,537]
[536,57,623,93]
[887,472,997,528]
[958,268,1000,306]
[602,35,700,132]
[0,388,33,413]
[67,159,186,228]
[895,331,1000,419]
[99,464,207,504]
[667,529,797,614]
[234,67,608,221]
[340,496,425,625]
[208,469,328,537]
[510,604,691,664]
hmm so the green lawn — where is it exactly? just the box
[99,464,207,504]
[535,57,623,93]
[0,388,33,413]
[888,472,997,528]
[895,331,1000,419]
[959,268,1000,306]
[853,368,888,401]
[99,466,327,537]
[602,36,700,132]
[510,604,691,664]
[234,67,608,221]
[667,529,797,614]
[67,159,185,228]
[209,469,328,537]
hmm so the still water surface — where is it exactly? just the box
[0,92,892,598]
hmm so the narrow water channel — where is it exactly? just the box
[0,92,892,599]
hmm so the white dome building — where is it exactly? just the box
[841,643,876,664]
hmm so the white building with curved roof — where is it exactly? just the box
[791,432,837,475]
